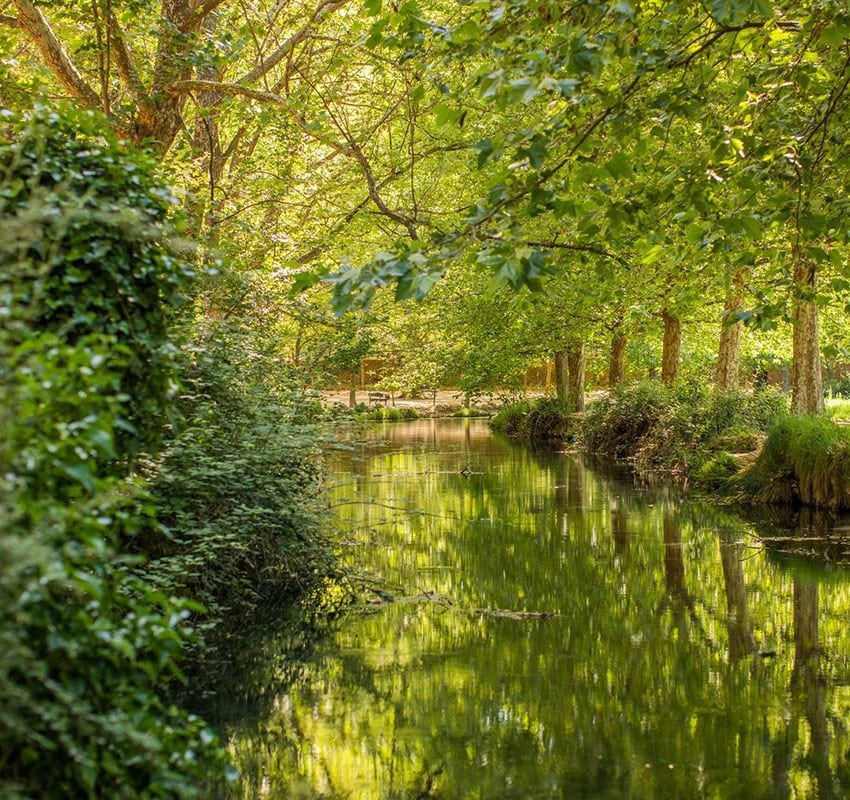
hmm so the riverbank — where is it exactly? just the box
[488,382,850,512]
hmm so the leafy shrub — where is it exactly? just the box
[580,382,668,459]
[490,398,570,442]
[0,110,228,799]
[694,451,741,490]
[579,382,787,473]
[361,406,419,421]
[0,336,227,800]
[136,342,336,643]
[0,108,192,456]
[490,401,532,437]
[740,415,850,509]
[452,407,489,418]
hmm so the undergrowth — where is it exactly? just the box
[739,415,850,509]
[359,406,419,421]
[579,381,787,475]
[490,398,571,443]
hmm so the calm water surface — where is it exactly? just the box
[212,419,850,799]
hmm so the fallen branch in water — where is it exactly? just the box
[363,589,559,619]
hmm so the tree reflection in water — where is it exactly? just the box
[208,420,850,800]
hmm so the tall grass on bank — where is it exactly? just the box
[739,416,850,509]
[490,398,571,443]
[579,382,788,474]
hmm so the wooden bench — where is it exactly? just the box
[368,391,390,406]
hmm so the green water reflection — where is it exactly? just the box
[218,420,850,800]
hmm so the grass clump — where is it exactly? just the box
[490,398,571,443]
[695,451,741,490]
[739,415,850,509]
[580,382,787,475]
[361,406,419,421]
[452,407,489,418]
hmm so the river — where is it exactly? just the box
[207,419,850,799]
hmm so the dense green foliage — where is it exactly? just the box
[138,342,335,646]
[740,415,850,509]
[6,0,850,795]
[359,406,420,422]
[580,383,788,473]
[0,114,228,799]
[491,398,571,443]
[1,109,190,455]
[0,111,332,798]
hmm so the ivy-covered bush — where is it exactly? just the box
[0,110,228,799]
[0,108,191,456]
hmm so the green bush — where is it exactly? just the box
[136,340,336,644]
[0,108,192,456]
[452,407,489,418]
[0,109,229,799]
[490,401,533,437]
[740,415,850,509]
[361,406,419,421]
[694,451,741,490]
[580,382,668,459]
[579,382,787,473]
[490,398,570,442]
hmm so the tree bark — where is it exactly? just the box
[554,350,568,403]
[661,310,681,386]
[791,254,824,414]
[12,0,102,109]
[715,290,743,392]
[349,370,357,409]
[566,340,585,411]
[608,329,627,388]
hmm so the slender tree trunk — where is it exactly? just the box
[554,350,568,402]
[608,330,627,388]
[661,310,681,386]
[720,537,753,663]
[349,370,357,408]
[791,253,824,414]
[793,580,818,668]
[566,340,585,411]
[662,511,686,597]
[715,290,743,392]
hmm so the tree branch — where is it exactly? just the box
[236,0,350,86]
[11,0,101,108]
[170,78,292,106]
[105,7,149,107]
[0,13,19,27]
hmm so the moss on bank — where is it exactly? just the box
[738,415,850,510]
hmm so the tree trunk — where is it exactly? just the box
[793,580,818,669]
[608,330,627,388]
[554,350,568,402]
[791,254,824,414]
[566,340,585,411]
[348,370,357,409]
[661,310,681,386]
[715,291,743,391]
[719,537,753,663]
